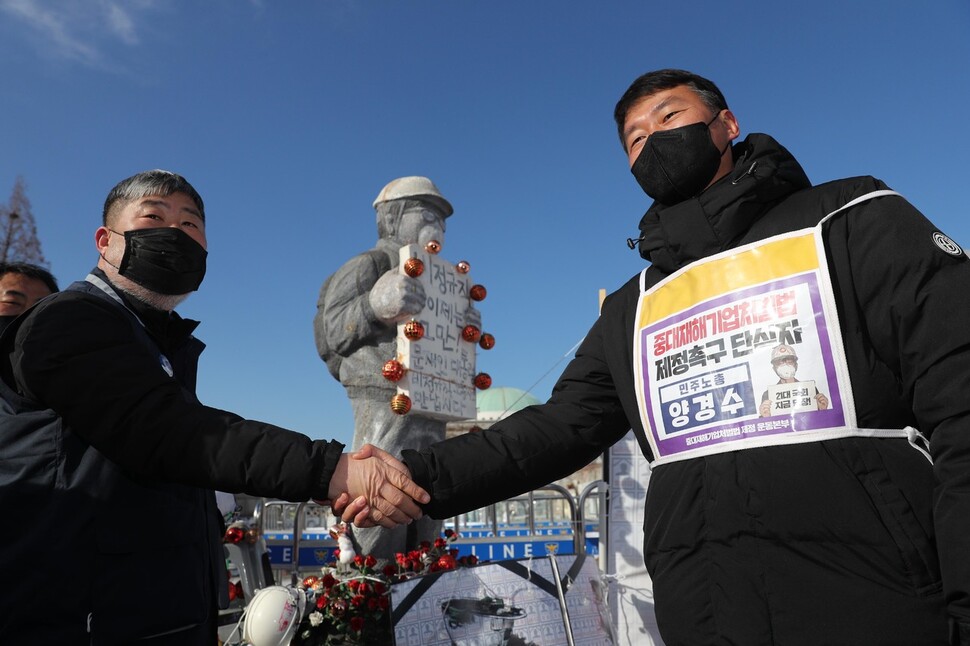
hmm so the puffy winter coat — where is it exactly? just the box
[0,269,343,643]
[404,134,970,645]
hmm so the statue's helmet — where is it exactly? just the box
[770,344,799,364]
[373,176,453,217]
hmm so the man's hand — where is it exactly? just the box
[759,399,771,417]
[368,271,426,323]
[327,444,430,529]
[816,392,829,410]
[320,492,372,527]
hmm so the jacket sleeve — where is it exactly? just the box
[402,309,631,519]
[843,191,970,641]
[11,293,343,502]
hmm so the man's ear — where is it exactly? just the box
[95,226,111,254]
[721,109,741,141]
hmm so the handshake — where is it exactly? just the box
[318,444,430,528]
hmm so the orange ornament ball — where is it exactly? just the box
[425,240,442,254]
[403,320,425,341]
[403,257,425,278]
[382,359,406,382]
[474,373,492,390]
[462,325,481,343]
[470,284,487,301]
[390,394,412,415]
[455,260,471,274]
[479,333,495,350]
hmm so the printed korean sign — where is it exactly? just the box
[396,244,477,420]
[633,228,857,464]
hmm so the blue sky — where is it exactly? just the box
[1,1,968,449]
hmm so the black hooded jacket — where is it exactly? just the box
[404,134,970,645]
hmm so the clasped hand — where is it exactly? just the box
[320,444,429,529]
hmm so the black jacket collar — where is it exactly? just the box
[637,133,811,273]
[91,267,200,354]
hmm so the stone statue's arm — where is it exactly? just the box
[315,253,390,357]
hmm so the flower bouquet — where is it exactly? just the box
[292,526,478,645]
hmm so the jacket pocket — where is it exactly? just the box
[826,437,941,595]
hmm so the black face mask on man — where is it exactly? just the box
[630,112,729,205]
[107,228,208,295]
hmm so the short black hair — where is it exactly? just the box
[0,262,59,293]
[613,69,729,148]
[102,169,205,226]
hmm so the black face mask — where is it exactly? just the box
[113,228,208,295]
[630,113,728,205]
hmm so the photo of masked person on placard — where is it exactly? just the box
[758,344,829,417]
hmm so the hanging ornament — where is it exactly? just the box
[390,393,412,415]
[245,527,260,544]
[224,525,245,544]
[425,240,442,254]
[403,320,425,341]
[403,257,425,278]
[301,576,320,589]
[474,373,492,390]
[479,333,495,350]
[455,260,471,274]
[382,359,406,382]
[470,284,487,301]
[462,325,481,343]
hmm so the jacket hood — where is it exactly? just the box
[637,133,811,272]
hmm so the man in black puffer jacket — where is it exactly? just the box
[0,170,430,644]
[393,70,970,644]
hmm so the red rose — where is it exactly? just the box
[364,555,377,568]
[434,538,447,549]
[350,616,365,632]
[436,555,457,570]
[374,582,387,595]
[378,596,390,610]
[449,549,459,558]
[354,555,365,567]
[321,574,338,589]
[465,555,479,565]
[367,597,378,610]
[383,564,397,577]
[347,579,360,592]
[444,529,455,539]
[350,594,365,607]
[419,541,431,551]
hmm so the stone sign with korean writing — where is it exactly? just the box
[395,244,477,420]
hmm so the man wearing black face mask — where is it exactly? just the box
[381,70,970,645]
[0,170,430,644]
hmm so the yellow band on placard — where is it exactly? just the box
[638,234,819,327]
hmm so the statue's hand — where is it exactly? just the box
[369,271,426,323]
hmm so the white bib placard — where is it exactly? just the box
[633,191,912,465]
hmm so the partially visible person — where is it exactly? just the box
[0,261,58,333]
[758,343,829,416]
[0,170,428,645]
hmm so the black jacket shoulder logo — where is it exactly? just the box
[932,231,964,257]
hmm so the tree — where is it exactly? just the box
[0,177,48,267]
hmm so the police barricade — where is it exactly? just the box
[442,484,584,562]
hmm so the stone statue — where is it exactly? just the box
[314,176,481,558]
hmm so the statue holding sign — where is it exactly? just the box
[314,176,487,558]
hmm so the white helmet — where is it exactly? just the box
[241,586,306,646]
[373,176,453,217]
[770,344,798,363]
